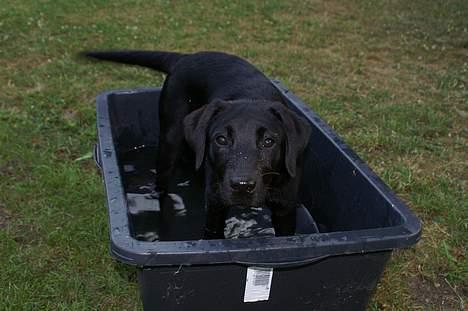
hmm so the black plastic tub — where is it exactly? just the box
[95,81,421,310]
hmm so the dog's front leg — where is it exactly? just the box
[271,204,297,236]
[267,200,297,236]
[203,203,227,239]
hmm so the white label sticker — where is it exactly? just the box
[244,267,273,302]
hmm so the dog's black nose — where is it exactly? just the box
[230,178,256,193]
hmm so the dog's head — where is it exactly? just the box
[183,99,311,207]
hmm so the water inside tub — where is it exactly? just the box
[119,145,318,241]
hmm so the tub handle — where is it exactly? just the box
[93,143,102,171]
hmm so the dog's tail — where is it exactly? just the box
[81,50,185,74]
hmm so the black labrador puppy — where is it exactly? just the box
[84,50,311,238]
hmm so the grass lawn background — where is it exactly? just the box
[0,0,466,309]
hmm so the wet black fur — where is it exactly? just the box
[83,50,311,238]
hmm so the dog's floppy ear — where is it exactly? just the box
[183,99,228,170]
[269,103,311,177]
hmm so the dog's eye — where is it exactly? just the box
[263,138,275,148]
[215,135,228,146]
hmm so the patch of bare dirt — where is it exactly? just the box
[408,275,465,310]
[0,204,42,245]
[0,204,12,229]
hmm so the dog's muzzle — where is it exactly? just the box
[230,177,257,193]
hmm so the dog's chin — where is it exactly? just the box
[225,193,264,208]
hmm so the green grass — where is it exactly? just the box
[0,0,466,309]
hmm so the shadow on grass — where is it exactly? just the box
[114,262,139,283]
